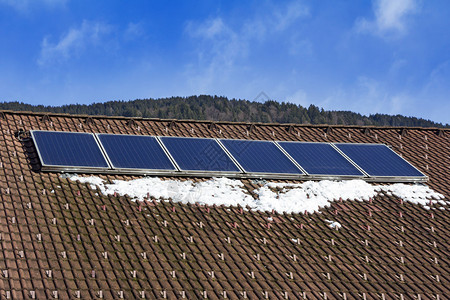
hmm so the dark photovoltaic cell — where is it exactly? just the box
[220,139,303,174]
[31,131,109,169]
[277,142,364,176]
[31,129,427,182]
[159,137,241,172]
[334,143,426,177]
[97,134,176,171]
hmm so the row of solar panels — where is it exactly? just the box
[31,130,427,182]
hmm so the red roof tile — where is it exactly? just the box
[0,110,449,298]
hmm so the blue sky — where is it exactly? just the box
[0,0,449,124]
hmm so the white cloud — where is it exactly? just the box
[374,0,417,31]
[289,37,313,56]
[186,17,242,67]
[286,89,308,106]
[419,61,450,123]
[351,76,406,115]
[315,71,450,125]
[273,1,309,31]
[355,0,419,36]
[426,60,450,90]
[388,58,407,76]
[189,18,228,39]
[0,0,67,12]
[38,20,111,66]
[183,1,310,94]
[183,17,246,92]
[124,22,145,40]
[314,76,410,117]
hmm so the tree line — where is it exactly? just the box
[0,95,447,128]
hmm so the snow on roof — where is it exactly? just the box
[325,220,342,230]
[258,180,378,214]
[69,176,445,214]
[380,183,445,205]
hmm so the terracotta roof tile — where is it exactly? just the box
[0,110,449,297]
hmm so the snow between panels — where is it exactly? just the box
[70,176,445,214]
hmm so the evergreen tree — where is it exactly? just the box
[0,96,447,128]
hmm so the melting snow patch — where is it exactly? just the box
[69,176,255,207]
[259,180,377,214]
[378,184,445,206]
[68,176,446,215]
[71,175,105,190]
[325,220,341,230]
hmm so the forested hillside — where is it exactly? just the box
[0,95,447,128]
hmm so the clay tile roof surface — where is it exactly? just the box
[0,110,449,299]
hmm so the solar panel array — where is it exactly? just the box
[31,130,427,182]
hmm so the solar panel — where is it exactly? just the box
[31,130,109,170]
[159,137,241,173]
[334,143,426,178]
[97,134,176,171]
[277,142,364,176]
[220,139,303,175]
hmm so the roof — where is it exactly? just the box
[0,110,449,299]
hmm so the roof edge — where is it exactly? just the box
[1,109,448,133]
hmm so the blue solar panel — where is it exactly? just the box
[97,134,176,171]
[334,143,425,177]
[277,142,364,176]
[220,139,303,174]
[159,137,241,172]
[31,131,109,169]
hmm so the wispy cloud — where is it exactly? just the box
[186,0,310,63]
[38,20,111,66]
[286,89,308,106]
[289,35,313,56]
[273,1,309,31]
[422,60,450,103]
[186,17,242,68]
[124,22,145,41]
[0,0,68,12]
[188,18,229,39]
[183,17,241,91]
[355,0,419,36]
[347,76,403,115]
[312,76,406,117]
[183,0,309,93]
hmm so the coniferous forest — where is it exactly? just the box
[0,95,447,128]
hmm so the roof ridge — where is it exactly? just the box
[0,109,448,132]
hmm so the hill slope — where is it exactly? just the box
[0,95,447,128]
